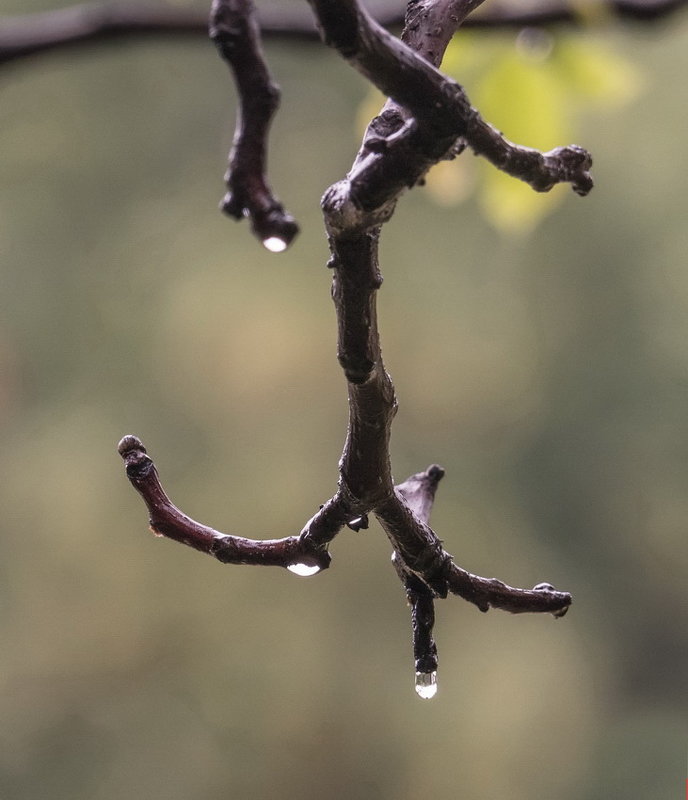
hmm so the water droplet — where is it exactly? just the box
[414,671,437,699]
[287,562,321,577]
[262,236,288,253]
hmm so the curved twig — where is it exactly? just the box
[118,434,346,573]
[210,0,298,249]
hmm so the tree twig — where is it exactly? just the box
[210,0,298,249]
[311,0,593,222]
[1,0,686,66]
[118,434,346,573]
[392,466,442,693]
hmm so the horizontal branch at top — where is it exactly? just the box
[1,0,685,65]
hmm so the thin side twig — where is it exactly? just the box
[393,466,444,683]
[118,434,348,573]
[119,0,574,695]
[310,0,572,685]
[209,0,298,249]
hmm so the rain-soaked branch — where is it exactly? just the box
[1,0,685,66]
[310,0,573,689]
[308,0,593,212]
[118,434,346,574]
[118,0,576,697]
[209,0,298,249]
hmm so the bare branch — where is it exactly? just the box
[0,3,318,66]
[114,0,576,693]
[117,434,349,573]
[309,0,573,687]
[391,466,441,686]
[446,569,572,616]
[0,3,203,65]
[466,0,688,25]
[210,0,298,249]
[1,0,685,67]
[308,0,593,211]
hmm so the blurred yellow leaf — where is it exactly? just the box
[470,37,570,233]
[479,170,569,235]
[446,31,642,233]
[553,37,643,107]
[474,42,569,149]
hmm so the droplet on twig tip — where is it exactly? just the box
[414,671,437,699]
[262,236,288,253]
[286,562,321,577]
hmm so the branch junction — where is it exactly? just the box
[117,0,580,696]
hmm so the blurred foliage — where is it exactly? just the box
[0,4,687,800]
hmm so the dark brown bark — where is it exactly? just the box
[114,0,577,694]
[118,435,347,573]
[309,0,593,211]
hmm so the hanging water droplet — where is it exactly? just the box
[262,236,288,253]
[287,562,321,577]
[414,671,438,699]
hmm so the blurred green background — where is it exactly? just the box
[1,2,687,798]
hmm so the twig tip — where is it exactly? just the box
[426,464,445,483]
[118,434,145,457]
